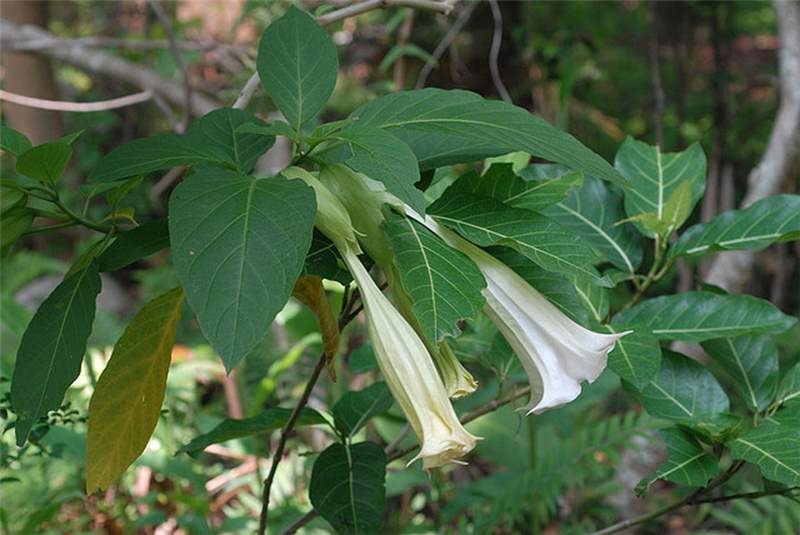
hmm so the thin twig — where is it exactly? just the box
[149,0,194,130]
[488,0,512,104]
[281,385,532,535]
[592,485,800,535]
[415,1,477,88]
[0,20,220,115]
[233,0,456,110]
[0,88,152,112]
[258,285,357,535]
[257,353,328,534]
[4,36,249,53]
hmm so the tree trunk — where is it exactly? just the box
[1,0,63,143]
[704,0,800,293]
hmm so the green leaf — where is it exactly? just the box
[1,125,32,155]
[637,427,719,495]
[257,6,338,130]
[336,126,425,213]
[169,168,316,371]
[178,407,326,456]
[303,231,352,285]
[86,287,184,492]
[11,261,102,446]
[236,120,296,140]
[384,212,486,341]
[309,441,387,534]
[188,108,273,172]
[624,181,694,237]
[488,247,600,325]
[1,206,34,251]
[630,350,729,423]
[729,407,800,486]
[614,292,798,342]
[89,109,273,182]
[702,336,779,413]
[98,219,170,272]
[776,363,800,406]
[543,175,643,274]
[445,163,583,213]
[332,382,394,437]
[429,192,610,287]
[348,88,624,185]
[615,138,706,236]
[16,142,72,184]
[671,195,800,259]
[606,327,662,389]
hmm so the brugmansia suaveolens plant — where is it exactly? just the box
[4,5,800,534]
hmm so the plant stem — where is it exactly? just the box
[257,352,328,535]
[592,486,799,535]
[280,385,532,535]
[51,196,111,233]
[257,285,357,535]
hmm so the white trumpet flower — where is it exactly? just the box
[341,248,479,468]
[286,167,478,468]
[409,211,628,414]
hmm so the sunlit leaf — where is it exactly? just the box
[86,287,184,492]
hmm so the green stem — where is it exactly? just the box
[52,197,111,233]
[527,416,538,533]
[23,221,79,235]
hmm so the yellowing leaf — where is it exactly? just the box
[293,275,339,380]
[86,287,184,492]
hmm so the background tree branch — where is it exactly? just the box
[0,19,221,116]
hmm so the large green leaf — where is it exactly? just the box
[671,195,800,258]
[332,382,394,438]
[615,137,706,236]
[89,109,273,182]
[543,176,643,274]
[98,219,169,272]
[348,88,623,185]
[11,262,102,446]
[178,407,326,456]
[429,192,609,287]
[257,6,338,130]
[0,125,32,155]
[309,441,387,534]
[169,168,316,370]
[384,212,486,341]
[729,406,800,486]
[336,126,425,213]
[631,350,729,423]
[606,327,662,389]
[446,163,583,212]
[86,287,184,492]
[16,142,72,184]
[614,292,797,342]
[702,336,779,413]
[637,427,719,495]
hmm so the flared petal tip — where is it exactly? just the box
[408,432,481,470]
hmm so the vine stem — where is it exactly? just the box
[257,286,357,535]
[592,486,800,535]
[280,385,532,534]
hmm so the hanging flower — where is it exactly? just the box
[341,248,479,468]
[286,167,478,467]
[409,211,628,414]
